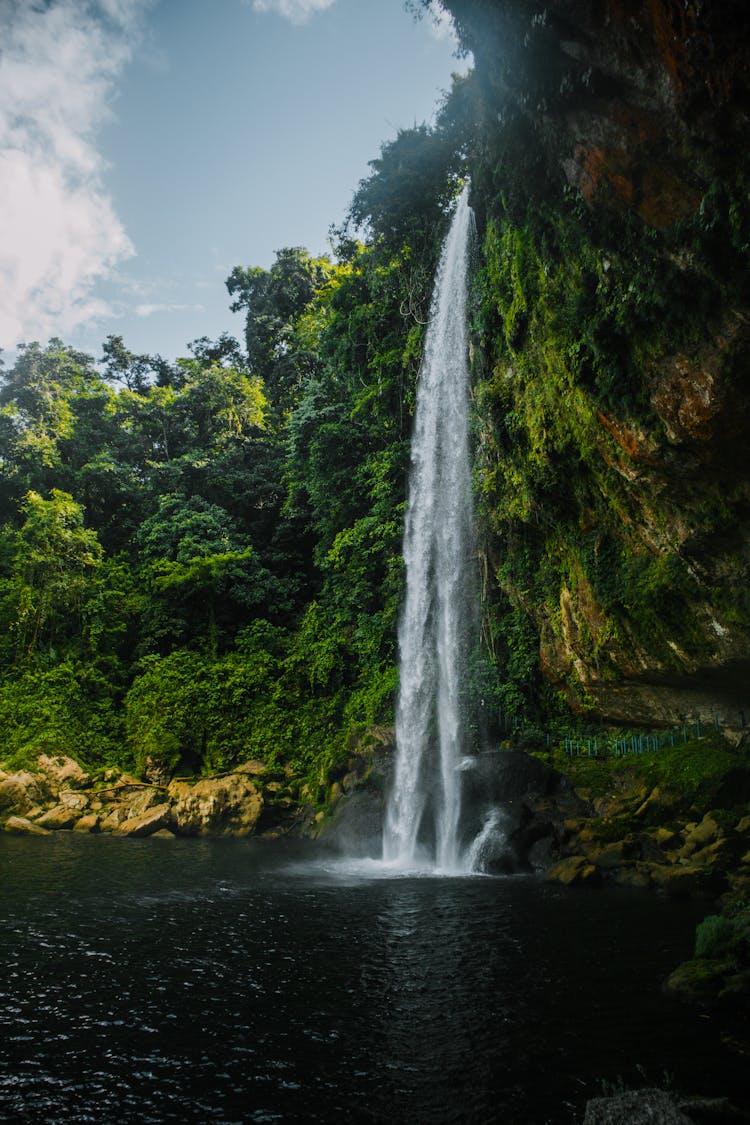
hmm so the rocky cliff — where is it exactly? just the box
[438,0,750,725]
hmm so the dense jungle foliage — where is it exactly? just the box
[0,124,463,794]
[3,0,749,799]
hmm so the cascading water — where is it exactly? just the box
[382,181,479,872]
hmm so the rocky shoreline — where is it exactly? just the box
[0,753,304,840]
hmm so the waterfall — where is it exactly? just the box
[383,182,477,872]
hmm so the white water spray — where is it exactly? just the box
[382,182,479,872]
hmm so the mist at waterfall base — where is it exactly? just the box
[3,835,748,1125]
[383,182,503,874]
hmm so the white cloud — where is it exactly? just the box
[250,0,335,25]
[424,0,459,45]
[135,302,204,318]
[0,0,149,350]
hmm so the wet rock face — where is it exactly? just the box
[167,775,263,837]
[450,0,750,223]
[446,0,750,727]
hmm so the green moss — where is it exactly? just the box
[631,734,750,808]
[666,957,737,1002]
[695,907,750,962]
[471,166,750,718]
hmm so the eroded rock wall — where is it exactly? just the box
[442,0,750,724]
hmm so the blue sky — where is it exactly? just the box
[0,0,466,364]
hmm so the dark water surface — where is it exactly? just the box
[0,835,747,1124]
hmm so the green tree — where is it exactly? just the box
[226,247,334,420]
[2,490,104,662]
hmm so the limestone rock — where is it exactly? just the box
[167,773,263,836]
[4,815,50,836]
[664,958,736,1006]
[233,759,267,777]
[95,785,163,832]
[60,790,90,812]
[545,854,601,887]
[654,827,679,850]
[735,814,750,838]
[74,813,100,834]
[141,755,172,787]
[98,807,128,832]
[35,754,91,792]
[117,802,171,838]
[649,863,724,899]
[35,803,80,831]
[612,864,653,890]
[119,786,163,820]
[587,838,639,870]
[0,771,50,815]
[684,814,724,853]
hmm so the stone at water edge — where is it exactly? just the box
[545,854,601,886]
[4,815,50,836]
[97,785,166,833]
[167,774,263,836]
[116,803,171,838]
[664,958,738,1006]
[35,804,81,831]
[74,813,100,833]
[648,862,725,899]
[0,771,51,816]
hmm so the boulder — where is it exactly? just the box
[73,813,100,834]
[98,807,128,832]
[649,863,724,899]
[35,803,80,831]
[96,785,164,832]
[664,958,736,1005]
[119,786,164,820]
[316,786,383,857]
[60,790,90,812]
[612,864,653,890]
[653,827,680,850]
[35,754,91,792]
[117,802,171,838]
[167,773,263,836]
[0,771,50,815]
[233,759,267,777]
[463,749,563,807]
[681,814,724,858]
[545,854,601,887]
[587,838,640,870]
[687,838,734,871]
[4,815,50,836]
[141,755,172,787]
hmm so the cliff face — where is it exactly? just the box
[443,0,750,724]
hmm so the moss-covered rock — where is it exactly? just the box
[665,958,740,1005]
[545,854,601,886]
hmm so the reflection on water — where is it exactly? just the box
[0,835,746,1124]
